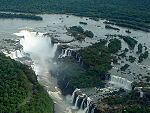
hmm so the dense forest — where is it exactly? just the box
[56,40,123,94]
[0,53,53,113]
[0,0,150,31]
[67,26,94,41]
[99,89,150,113]
[0,13,42,20]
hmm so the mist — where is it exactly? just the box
[15,30,57,74]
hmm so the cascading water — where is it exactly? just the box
[72,89,80,104]
[71,88,94,113]
[70,75,133,113]
[75,95,80,109]
[13,30,70,113]
[59,48,72,58]
[109,75,132,90]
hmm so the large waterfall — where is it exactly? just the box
[14,30,58,74]
[109,75,132,90]
[12,30,70,113]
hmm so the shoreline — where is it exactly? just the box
[0,10,149,32]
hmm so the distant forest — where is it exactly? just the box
[0,0,150,31]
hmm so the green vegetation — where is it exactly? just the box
[124,48,129,52]
[68,26,94,41]
[120,64,129,71]
[129,56,136,63]
[0,0,150,31]
[108,38,121,53]
[105,25,120,31]
[0,13,42,20]
[137,43,143,54]
[84,30,94,38]
[119,52,126,58]
[70,26,84,34]
[57,40,112,94]
[103,21,115,25]
[89,17,99,21]
[125,29,131,34]
[118,35,138,49]
[138,51,149,63]
[102,90,150,113]
[0,54,30,113]
[0,53,53,113]
[79,22,87,25]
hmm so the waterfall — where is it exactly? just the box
[78,58,81,63]
[75,95,80,109]
[109,75,132,90]
[63,49,68,57]
[58,49,65,58]
[59,48,72,58]
[72,88,80,104]
[67,49,72,56]
[76,53,78,58]
[14,30,58,58]
[83,97,91,113]
[14,30,58,75]
[10,51,17,59]
[91,108,95,113]
[71,89,94,113]
[140,91,144,98]
[16,50,24,58]
[80,97,86,110]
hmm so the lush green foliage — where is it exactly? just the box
[105,25,120,31]
[0,13,42,20]
[125,29,131,34]
[118,35,138,49]
[129,56,136,63]
[57,40,112,94]
[0,0,150,31]
[79,22,87,25]
[70,26,84,34]
[68,26,94,41]
[0,53,53,113]
[104,90,150,113]
[119,52,126,58]
[84,30,94,38]
[17,65,53,113]
[108,38,121,53]
[120,64,129,71]
[138,51,149,63]
[72,41,112,87]
[0,53,30,113]
[137,43,143,54]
